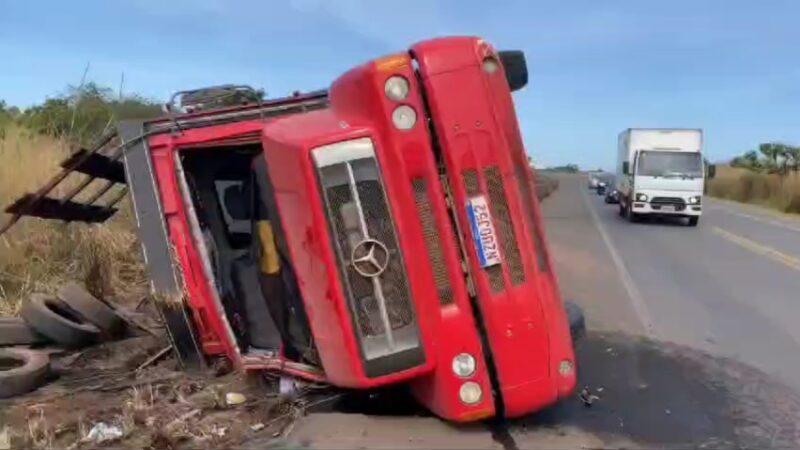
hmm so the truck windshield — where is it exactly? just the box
[637,151,703,178]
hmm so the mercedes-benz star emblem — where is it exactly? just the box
[351,239,390,278]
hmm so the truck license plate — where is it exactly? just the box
[661,205,675,212]
[467,195,502,268]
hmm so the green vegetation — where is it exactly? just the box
[541,164,579,173]
[5,82,162,145]
[710,143,800,214]
[729,143,800,176]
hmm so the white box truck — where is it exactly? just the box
[616,128,715,226]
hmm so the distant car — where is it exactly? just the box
[605,188,620,204]
[596,181,607,195]
[588,177,599,189]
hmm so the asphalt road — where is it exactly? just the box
[271,173,800,450]
[577,174,800,391]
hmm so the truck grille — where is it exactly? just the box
[651,197,686,204]
[651,197,686,211]
[314,141,422,374]
[412,178,454,306]
[485,167,525,286]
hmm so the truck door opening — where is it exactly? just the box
[178,145,316,364]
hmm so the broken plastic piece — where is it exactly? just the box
[86,423,123,443]
[225,392,246,406]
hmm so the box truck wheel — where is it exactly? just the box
[625,202,640,223]
[688,216,699,227]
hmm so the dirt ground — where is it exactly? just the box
[0,301,316,450]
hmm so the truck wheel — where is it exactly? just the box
[0,318,49,346]
[626,202,640,223]
[20,294,101,348]
[0,348,50,398]
[564,301,585,343]
[57,282,124,337]
[688,216,699,227]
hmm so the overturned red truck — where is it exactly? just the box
[3,36,582,421]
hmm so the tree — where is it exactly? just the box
[18,82,161,144]
[759,143,785,174]
[784,145,800,175]
[731,150,761,171]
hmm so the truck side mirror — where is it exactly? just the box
[707,164,716,179]
[622,162,630,175]
[498,51,528,92]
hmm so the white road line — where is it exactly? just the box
[706,200,800,234]
[581,190,657,338]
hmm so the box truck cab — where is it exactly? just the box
[616,128,714,226]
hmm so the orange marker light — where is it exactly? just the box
[375,54,408,72]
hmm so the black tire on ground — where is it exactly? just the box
[0,318,49,346]
[0,348,50,398]
[688,216,700,227]
[626,202,640,223]
[57,282,124,336]
[21,294,101,348]
[564,301,586,343]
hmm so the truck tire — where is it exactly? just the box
[626,201,642,223]
[0,348,50,398]
[20,294,101,348]
[565,301,585,343]
[57,282,124,337]
[0,318,49,346]
[688,216,699,227]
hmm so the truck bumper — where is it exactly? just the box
[632,202,702,217]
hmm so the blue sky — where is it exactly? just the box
[1,0,798,169]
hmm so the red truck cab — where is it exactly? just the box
[6,36,578,422]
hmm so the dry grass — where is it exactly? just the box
[535,171,559,200]
[0,125,147,316]
[708,166,800,214]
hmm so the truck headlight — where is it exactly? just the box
[635,193,648,202]
[452,353,476,378]
[384,76,410,101]
[392,105,417,131]
[459,382,483,405]
[482,57,499,74]
[559,359,574,376]
[687,196,701,204]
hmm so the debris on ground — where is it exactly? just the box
[579,386,601,407]
[279,376,298,399]
[0,288,305,449]
[225,392,247,407]
[0,426,10,450]
[85,422,123,443]
[135,346,172,372]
